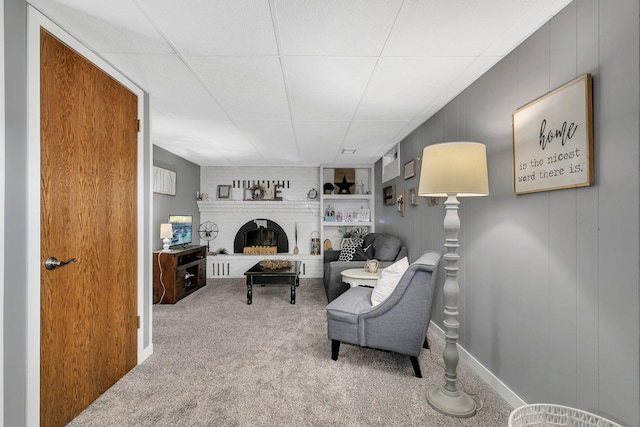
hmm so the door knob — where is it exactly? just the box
[44,256,77,270]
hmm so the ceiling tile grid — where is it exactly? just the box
[27,0,573,166]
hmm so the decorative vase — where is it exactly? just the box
[364,259,380,273]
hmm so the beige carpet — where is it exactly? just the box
[68,278,512,426]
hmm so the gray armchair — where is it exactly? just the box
[325,251,441,377]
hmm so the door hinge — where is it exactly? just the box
[136,119,140,132]
[137,316,141,329]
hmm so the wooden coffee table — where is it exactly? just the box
[244,261,301,304]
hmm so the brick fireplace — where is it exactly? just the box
[197,166,323,278]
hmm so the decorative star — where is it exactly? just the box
[334,175,355,194]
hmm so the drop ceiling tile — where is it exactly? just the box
[152,118,255,150]
[284,57,378,121]
[188,56,290,121]
[343,121,410,161]
[235,120,299,165]
[295,121,351,164]
[28,0,172,54]
[355,57,476,121]
[482,0,573,57]
[385,0,542,57]
[138,0,278,55]
[273,0,403,56]
[105,53,228,121]
[295,121,350,148]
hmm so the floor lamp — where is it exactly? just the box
[418,142,489,418]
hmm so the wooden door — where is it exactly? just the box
[39,29,138,426]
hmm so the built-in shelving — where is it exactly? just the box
[320,164,375,252]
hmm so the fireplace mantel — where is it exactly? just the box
[197,200,320,214]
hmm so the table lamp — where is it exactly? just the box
[418,141,489,418]
[160,223,173,250]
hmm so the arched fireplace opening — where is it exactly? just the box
[234,219,289,254]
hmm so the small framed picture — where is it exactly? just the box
[409,188,418,206]
[383,185,395,205]
[404,159,416,180]
[153,166,176,195]
[217,185,232,199]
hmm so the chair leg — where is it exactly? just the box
[331,340,340,361]
[410,356,422,378]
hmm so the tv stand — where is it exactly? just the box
[153,245,207,304]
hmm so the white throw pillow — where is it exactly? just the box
[370,257,409,306]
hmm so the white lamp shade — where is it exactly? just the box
[160,223,173,239]
[418,142,489,197]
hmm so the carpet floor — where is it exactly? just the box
[68,278,512,426]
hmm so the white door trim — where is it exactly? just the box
[0,0,5,422]
[26,7,152,426]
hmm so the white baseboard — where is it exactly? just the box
[139,343,154,365]
[429,321,526,409]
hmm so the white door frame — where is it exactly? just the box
[26,7,152,425]
[0,0,6,422]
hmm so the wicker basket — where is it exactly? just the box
[508,404,622,427]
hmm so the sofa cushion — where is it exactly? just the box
[351,243,373,261]
[338,238,364,261]
[372,234,402,261]
[371,257,409,306]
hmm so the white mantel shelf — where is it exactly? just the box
[197,200,320,214]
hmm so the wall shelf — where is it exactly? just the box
[320,164,375,252]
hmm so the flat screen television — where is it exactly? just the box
[168,215,193,247]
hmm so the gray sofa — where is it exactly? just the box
[326,250,442,377]
[323,233,407,302]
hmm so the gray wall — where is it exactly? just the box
[153,145,201,250]
[375,2,639,425]
[4,0,28,424]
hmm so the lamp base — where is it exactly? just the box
[427,386,476,418]
[162,238,170,251]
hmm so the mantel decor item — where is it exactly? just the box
[512,74,593,194]
[217,185,231,199]
[419,141,488,419]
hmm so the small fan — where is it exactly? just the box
[198,221,219,253]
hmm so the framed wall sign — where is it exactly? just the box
[512,74,594,194]
[409,188,418,206]
[404,159,416,179]
[153,166,176,195]
[382,185,395,205]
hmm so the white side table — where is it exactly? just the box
[341,268,380,287]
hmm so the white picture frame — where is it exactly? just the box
[153,166,176,195]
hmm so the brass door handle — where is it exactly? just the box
[44,256,77,270]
